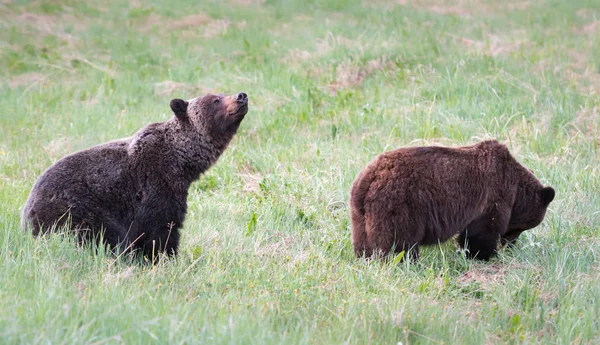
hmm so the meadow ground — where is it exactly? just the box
[1,0,600,344]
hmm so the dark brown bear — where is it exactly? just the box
[22,92,249,258]
[350,140,555,261]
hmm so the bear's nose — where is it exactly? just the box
[236,92,248,103]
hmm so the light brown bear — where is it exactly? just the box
[350,140,555,261]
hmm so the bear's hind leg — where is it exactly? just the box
[366,213,421,261]
[351,207,371,258]
[393,242,419,261]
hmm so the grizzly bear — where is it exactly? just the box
[22,92,249,258]
[350,140,555,261]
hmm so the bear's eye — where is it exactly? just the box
[213,98,220,104]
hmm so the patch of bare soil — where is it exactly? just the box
[457,262,521,290]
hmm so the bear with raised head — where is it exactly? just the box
[350,140,555,261]
[22,92,249,258]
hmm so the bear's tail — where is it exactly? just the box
[349,167,376,258]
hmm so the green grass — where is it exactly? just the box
[1,0,600,343]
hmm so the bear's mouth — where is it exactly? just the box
[231,104,248,117]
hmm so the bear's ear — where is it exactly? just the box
[170,99,188,119]
[541,187,555,206]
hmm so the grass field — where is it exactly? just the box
[1,0,600,343]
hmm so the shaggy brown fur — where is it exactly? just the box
[350,140,555,261]
[22,92,249,258]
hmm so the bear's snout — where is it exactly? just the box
[225,92,249,117]
[236,92,248,104]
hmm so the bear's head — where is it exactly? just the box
[508,170,555,235]
[169,92,249,145]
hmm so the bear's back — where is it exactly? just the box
[35,139,132,194]
[22,139,136,234]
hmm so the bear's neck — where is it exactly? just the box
[166,124,235,187]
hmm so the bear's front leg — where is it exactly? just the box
[138,223,181,260]
[463,232,499,261]
[501,229,524,247]
[127,210,182,260]
[460,210,510,261]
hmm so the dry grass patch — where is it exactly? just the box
[327,59,366,94]
[571,106,600,140]
[533,49,600,97]
[316,33,356,56]
[137,13,235,38]
[13,11,84,31]
[368,0,533,17]
[327,56,402,94]
[366,55,399,73]
[227,0,265,4]
[443,30,527,57]
[203,19,231,38]
[103,266,136,286]
[253,233,309,266]
[7,10,86,47]
[282,49,313,66]
[140,13,212,33]
[564,50,600,96]
[282,32,396,78]
[279,32,357,66]
[573,21,600,35]
[8,72,47,89]
[414,1,473,17]
[43,136,77,162]
[239,163,263,194]
[166,13,212,30]
[153,80,216,97]
[249,90,291,113]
